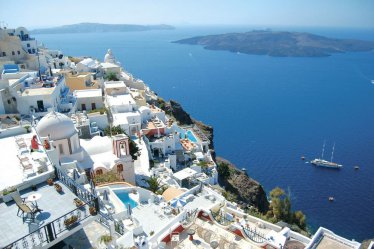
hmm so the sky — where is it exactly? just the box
[1,0,373,29]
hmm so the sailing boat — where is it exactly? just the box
[311,141,343,169]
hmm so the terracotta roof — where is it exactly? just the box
[162,187,185,202]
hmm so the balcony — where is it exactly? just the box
[1,167,99,248]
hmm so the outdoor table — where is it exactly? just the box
[210,241,219,249]
[27,193,43,213]
[187,229,195,241]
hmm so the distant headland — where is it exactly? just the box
[30,22,175,34]
[173,30,374,57]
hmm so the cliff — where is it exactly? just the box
[162,99,269,213]
[174,30,374,57]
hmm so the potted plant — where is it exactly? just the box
[54,183,63,193]
[64,215,78,228]
[24,125,31,133]
[47,178,54,186]
[1,186,19,203]
[99,234,112,247]
[74,198,84,207]
[89,206,97,216]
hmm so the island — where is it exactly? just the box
[173,30,374,57]
[31,22,175,34]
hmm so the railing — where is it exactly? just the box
[242,225,267,243]
[97,198,125,236]
[55,166,96,203]
[3,199,96,249]
[211,211,232,226]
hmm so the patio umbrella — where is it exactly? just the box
[73,169,80,181]
[128,203,132,216]
[171,198,186,208]
[103,190,109,202]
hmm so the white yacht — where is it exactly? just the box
[311,141,342,169]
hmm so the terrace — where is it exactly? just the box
[0,181,88,247]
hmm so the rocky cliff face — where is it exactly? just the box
[164,99,270,213]
[216,157,269,213]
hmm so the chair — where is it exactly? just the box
[17,203,36,222]
[12,193,27,216]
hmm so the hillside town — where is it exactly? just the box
[0,26,367,249]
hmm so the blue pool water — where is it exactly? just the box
[113,190,138,209]
[187,130,198,143]
[35,26,374,240]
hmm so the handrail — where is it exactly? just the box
[3,199,96,249]
[241,225,267,243]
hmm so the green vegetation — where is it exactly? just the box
[103,125,140,160]
[105,72,119,81]
[156,97,167,111]
[1,186,17,195]
[100,234,112,243]
[142,176,166,194]
[217,161,231,180]
[88,107,107,115]
[265,187,308,234]
[94,171,122,184]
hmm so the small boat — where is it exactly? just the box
[371,80,374,84]
[329,197,334,202]
[301,156,305,160]
[354,166,360,170]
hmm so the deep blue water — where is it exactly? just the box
[35,26,374,241]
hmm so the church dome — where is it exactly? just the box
[104,49,116,63]
[36,111,77,140]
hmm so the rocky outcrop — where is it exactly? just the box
[162,98,269,213]
[216,157,269,213]
[168,100,194,125]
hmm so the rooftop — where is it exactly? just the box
[107,94,136,106]
[0,181,85,247]
[74,89,102,98]
[101,62,120,69]
[0,133,54,191]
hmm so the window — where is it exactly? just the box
[32,49,35,53]
[27,43,30,47]
[28,49,31,53]
[17,51,20,55]
[2,52,5,56]
[12,51,15,55]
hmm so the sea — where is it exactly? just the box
[34,26,374,241]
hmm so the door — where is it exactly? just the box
[37,100,44,112]
[91,103,96,110]
[81,104,86,111]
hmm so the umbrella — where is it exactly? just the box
[103,190,109,202]
[171,198,186,208]
[73,169,80,181]
[90,179,96,195]
[128,203,132,216]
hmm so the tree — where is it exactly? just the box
[129,138,140,160]
[217,162,230,179]
[294,210,306,230]
[143,176,163,193]
[105,72,119,81]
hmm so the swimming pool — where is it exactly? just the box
[186,130,198,143]
[113,190,138,208]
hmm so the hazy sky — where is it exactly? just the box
[1,0,373,29]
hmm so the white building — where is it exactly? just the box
[76,58,101,73]
[74,89,104,112]
[36,111,135,185]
